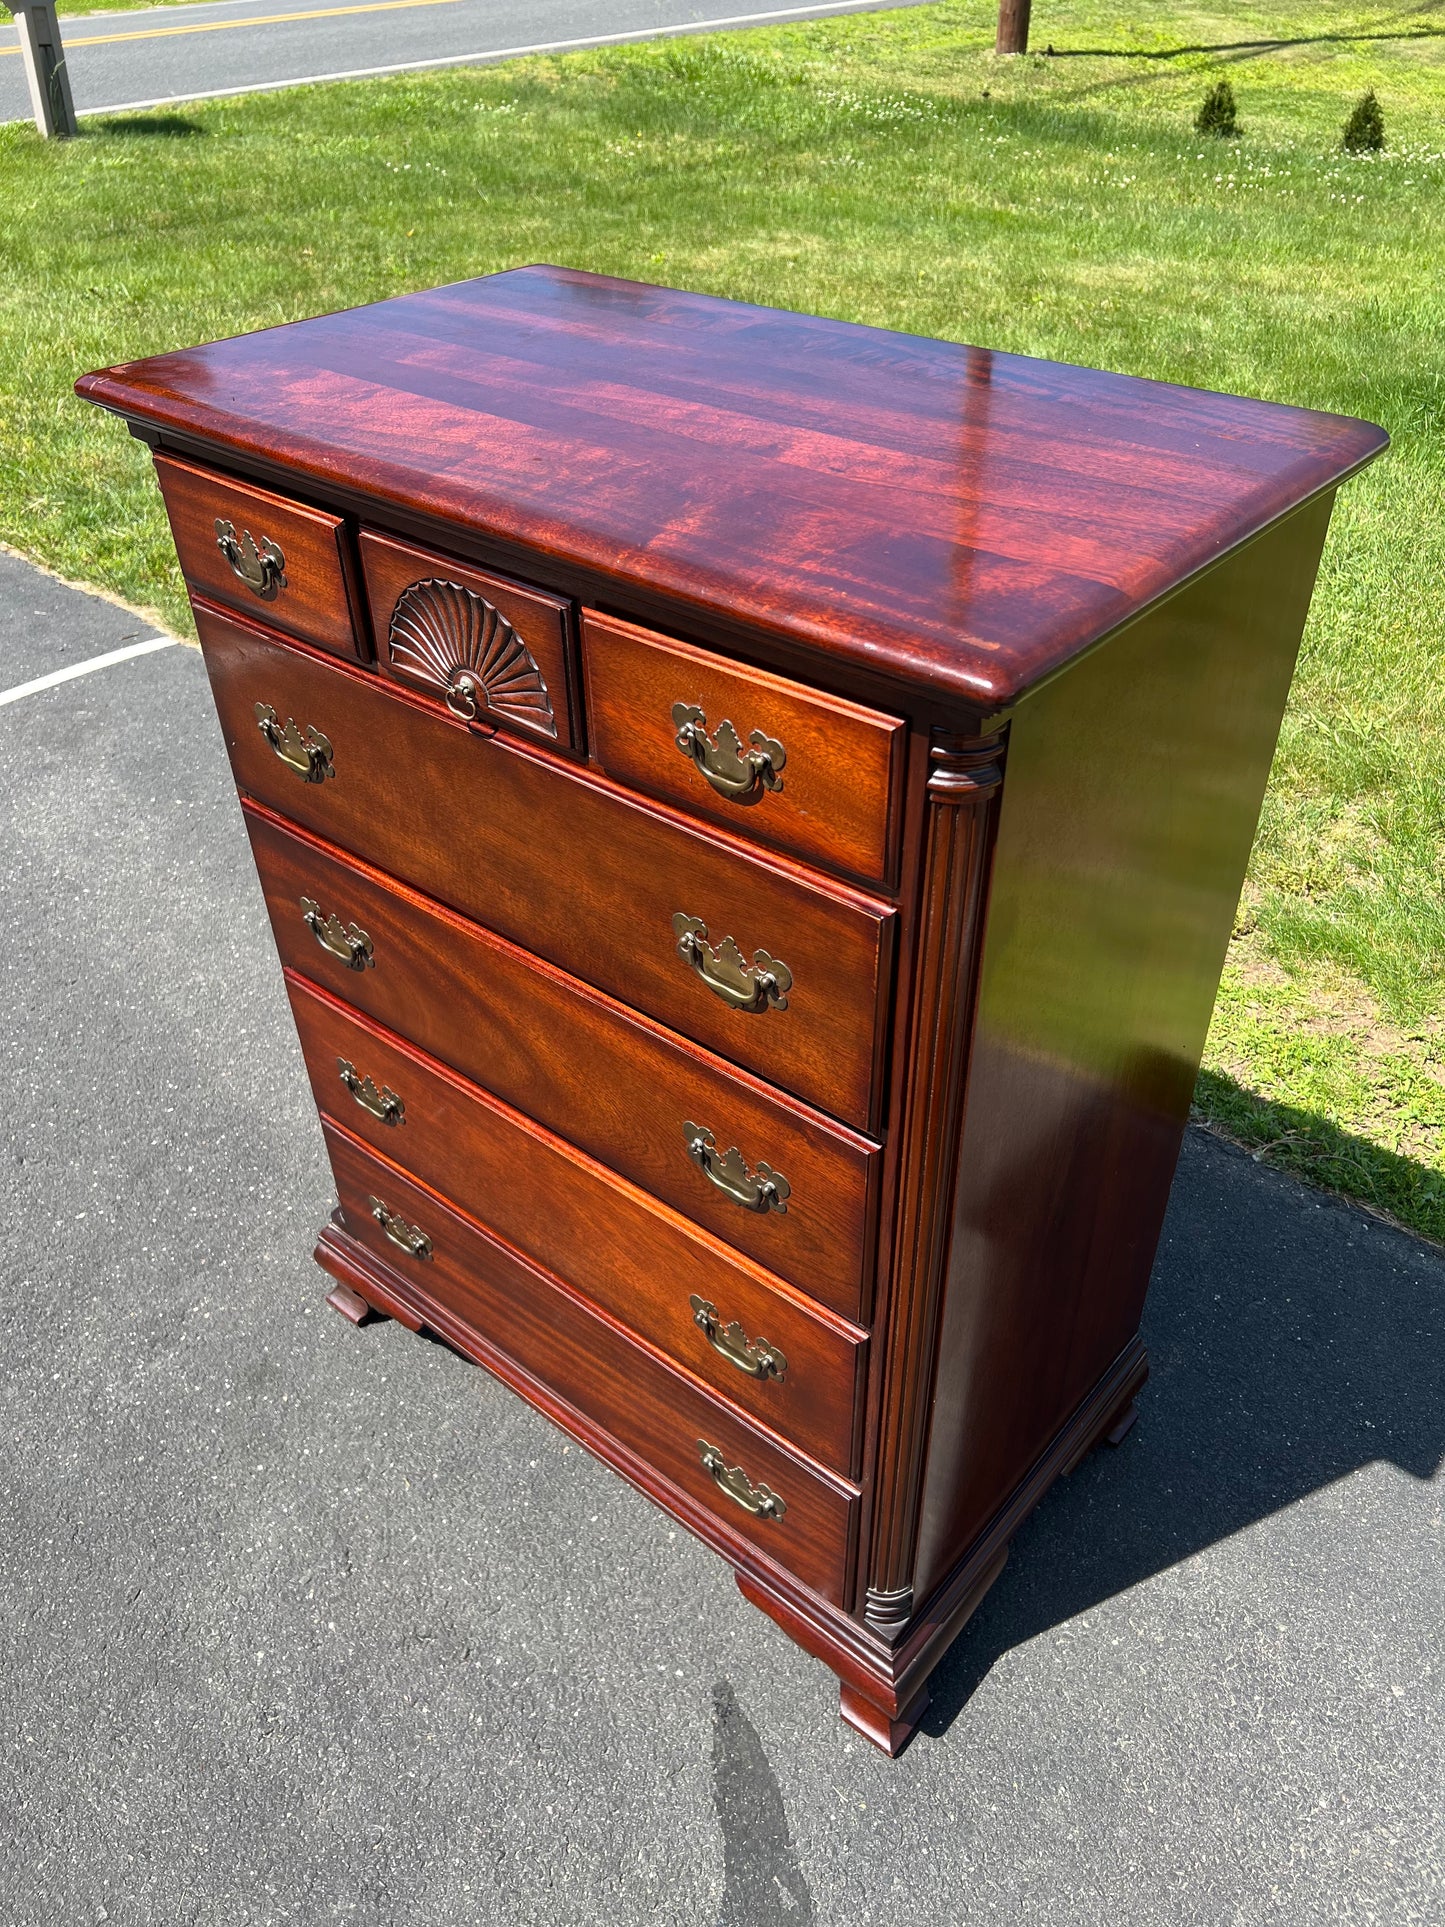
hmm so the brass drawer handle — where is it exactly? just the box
[300,896,374,971]
[367,1194,432,1260]
[698,1440,787,1520]
[689,1297,787,1381]
[672,914,792,1014]
[216,517,286,597]
[684,1122,790,1215]
[254,702,334,783]
[672,703,785,804]
[338,1058,404,1126]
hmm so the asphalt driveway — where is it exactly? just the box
[1,546,1441,1924]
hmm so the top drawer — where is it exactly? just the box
[154,453,363,659]
[583,612,907,887]
[360,528,579,752]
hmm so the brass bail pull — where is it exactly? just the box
[216,518,286,597]
[683,1122,790,1215]
[367,1195,432,1261]
[689,1297,787,1380]
[697,1440,787,1520]
[254,702,334,784]
[338,1058,405,1126]
[300,896,374,971]
[671,913,792,1014]
[672,703,785,804]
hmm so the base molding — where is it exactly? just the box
[313,1213,1146,1758]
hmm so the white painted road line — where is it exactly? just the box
[2,0,923,121]
[0,634,178,708]
[71,0,904,115]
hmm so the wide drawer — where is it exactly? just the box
[292,976,865,1474]
[203,603,894,1132]
[245,806,877,1321]
[359,528,579,751]
[155,453,363,659]
[325,1122,856,1604]
[583,611,907,887]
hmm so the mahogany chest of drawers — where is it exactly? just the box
[79,268,1385,1753]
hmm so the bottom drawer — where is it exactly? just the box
[323,1121,858,1604]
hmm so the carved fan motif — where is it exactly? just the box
[388,577,557,738]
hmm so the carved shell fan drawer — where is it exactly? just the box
[359,529,578,750]
[583,611,908,888]
[153,452,365,661]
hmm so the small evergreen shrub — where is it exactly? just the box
[1342,90,1385,153]
[1195,80,1238,138]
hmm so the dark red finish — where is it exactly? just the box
[76,272,1387,1756]
[323,1121,859,1603]
[291,974,867,1476]
[197,599,896,1131]
[78,266,1386,710]
[583,609,907,887]
[358,526,580,750]
[911,497,1336,1600]
[243,804,880,1319]
[154,450,366,659]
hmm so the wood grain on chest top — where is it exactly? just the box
[76,266,1387,709]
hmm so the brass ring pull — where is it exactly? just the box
[672,914,792,1014]
[216,518,286,598]
[444,672,480,721]
[672,703,785,804]
[300,896,374,971]
[697,1440,786,1520]
[338,1058,404,1126]
[254,702,334,783]
[689,1297,787,1381]
[367,1194,432,1261]
[684,1122,790,1215]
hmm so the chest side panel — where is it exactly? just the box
[911,493,1338,1601]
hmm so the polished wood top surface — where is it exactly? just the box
[78,266,1387,707]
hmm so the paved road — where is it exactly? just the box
[0,0,912,121]
[1,548,1443,1923]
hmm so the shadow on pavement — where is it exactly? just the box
[924,1130,1445,1739]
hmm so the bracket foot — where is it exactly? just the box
[839,1681,930,1757]
[1104,1398,1139,1447]
[325,1281,379,1326]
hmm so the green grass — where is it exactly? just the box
[2,0,1442,1237]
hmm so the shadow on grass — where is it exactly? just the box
[1191,1065,1444,1245]
[1045,28,1445,61]
[85,115,206,137]
[922,1116,1445,1744]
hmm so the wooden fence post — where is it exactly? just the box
[12,0,78,139]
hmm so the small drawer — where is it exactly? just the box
[360,528,578,751]
[153,452,363,659]
[583,611,907,887]
[201,603,894,1133]
[245,807,878,1321]
[294,981,865,1475]
[325,1122,857,1604]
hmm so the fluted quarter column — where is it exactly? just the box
[865,728,1007,1638]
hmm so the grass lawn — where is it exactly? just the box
[1,0,1442,1237]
